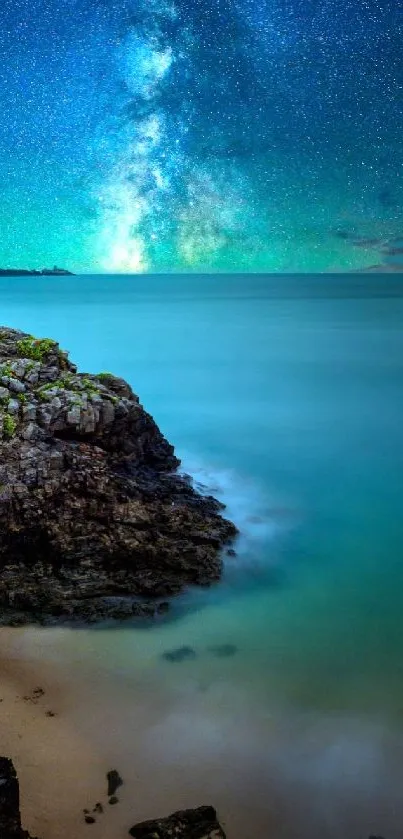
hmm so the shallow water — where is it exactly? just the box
[2,273,403,837]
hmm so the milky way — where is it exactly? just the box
[0,0,402,272]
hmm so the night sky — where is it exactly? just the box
[0,0,402,272]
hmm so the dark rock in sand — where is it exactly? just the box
[0,327,237,626]
[93,802,103,814]
[161,645,197,663]
[106,769,123,797]
[128,805,226,839]
[84,815,96,824]
[0,757,36,839]
[109,796,119,805]
[22,687,45,704]
[208,643,238,658]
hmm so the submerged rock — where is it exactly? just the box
[0,757,36,839]
[0,327,237,625]
[161,645,197,663]
[129,805,226,838]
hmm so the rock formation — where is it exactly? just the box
[0,268,74,276]
[0,327,237,625]
[0,758,36,839]
[129,805,226,838]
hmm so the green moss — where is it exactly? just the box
[36,374,76,399]
[79,376,100,396]
[34,371,103,405]
[36,390,52,402]
[17,392,26,404]
[97,372,114,380]
[16,336,57,361]
[37,374,98,399]
[3,413,16,439]
[39,378,67,392]
[0,362,15,378]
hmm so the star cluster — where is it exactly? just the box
[0,0,402,272]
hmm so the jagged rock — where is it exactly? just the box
[0,328,237,625]
[129,805,226,838]
[0,757,36,838]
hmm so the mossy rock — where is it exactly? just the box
[2,413,17,439]
[0,363,16,378]
[15,337,57,362]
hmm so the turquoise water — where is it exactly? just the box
[3,273,403,837]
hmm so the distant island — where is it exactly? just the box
[0,265,74,276]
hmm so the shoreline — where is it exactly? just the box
[4,619,403,839]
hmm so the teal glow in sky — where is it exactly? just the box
[0,0,402,273]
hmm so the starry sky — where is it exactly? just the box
[0,0,402,273]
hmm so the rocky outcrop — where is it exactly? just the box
[0,268,74,276]
[0,327,237,625]
[0,758,36,839]
[129,805,226,838]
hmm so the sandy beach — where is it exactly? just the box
[0,630,125,839]
[4,622,403,839]
[0,626,269,839]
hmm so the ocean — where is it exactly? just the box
[2,273,403,838]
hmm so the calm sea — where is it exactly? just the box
[2,273,403,838]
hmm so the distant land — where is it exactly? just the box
[0,266,74,276]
